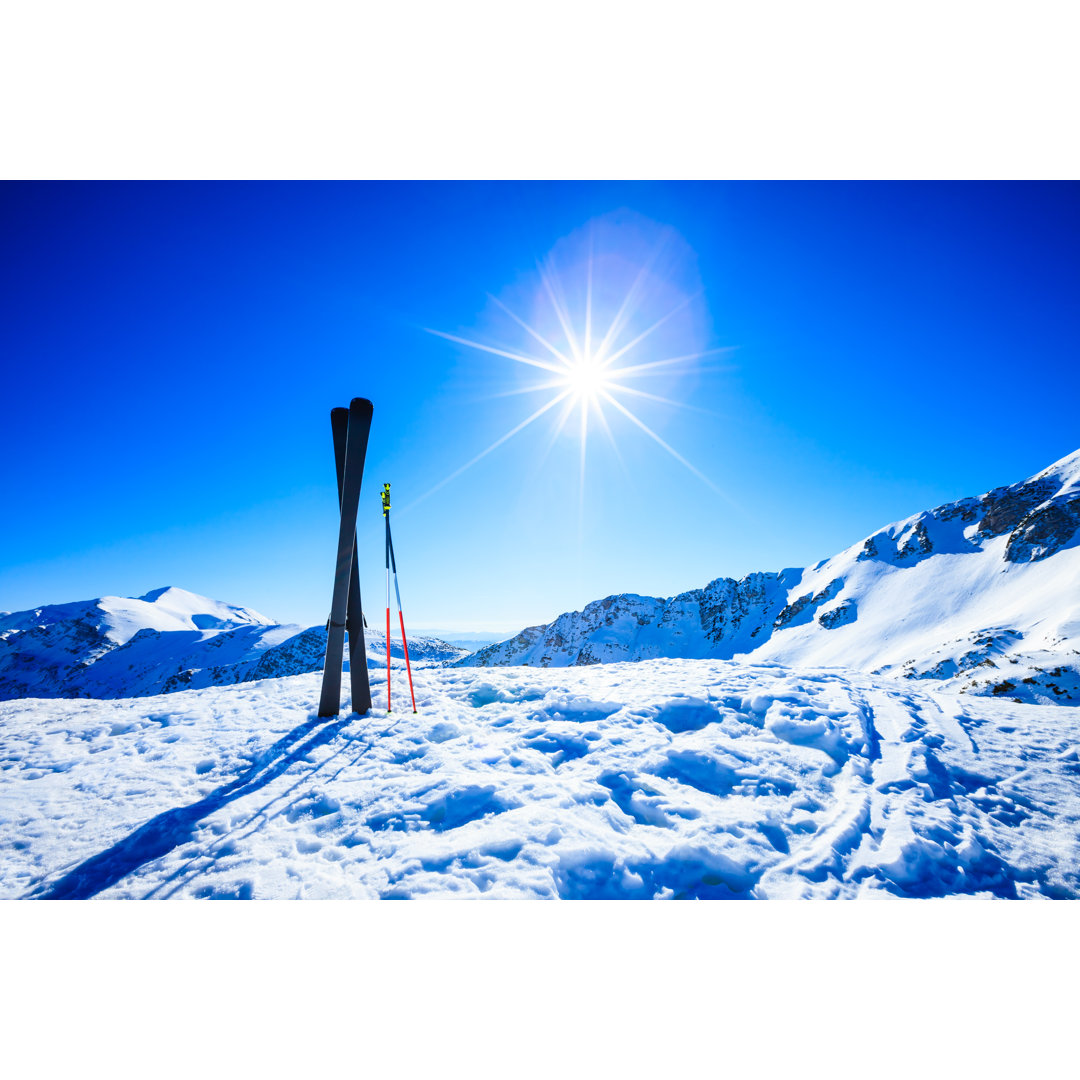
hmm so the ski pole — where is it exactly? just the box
[387,516,417,714]
[382,483,392,713]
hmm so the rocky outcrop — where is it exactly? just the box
[245,626,328,681]
[819,599,857,629]
[857,535,881,561]
[978,477,1057,538]
[700,572,793,644]
[773,579,842,631]
[936,497,979,522]
[897,521,933,560]
[1005,497,1080,563]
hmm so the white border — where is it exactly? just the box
[2,2,1078,178]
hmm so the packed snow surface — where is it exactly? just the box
[4,660,1078,899]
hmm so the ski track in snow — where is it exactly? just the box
[2,659,1079,900]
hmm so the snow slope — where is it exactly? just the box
[3,660,1078,899]
[460,449,1080,705]
[0,587,464,701]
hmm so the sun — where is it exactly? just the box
[416,227,727,511]
[562,353,609,400]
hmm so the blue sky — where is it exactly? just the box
[2,181,1077,631]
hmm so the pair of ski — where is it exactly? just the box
[317,398,417,719]
[318,398,373,718]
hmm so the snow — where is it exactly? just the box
[4,658,1078,899]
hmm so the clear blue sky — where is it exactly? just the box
[2,182,1077,631]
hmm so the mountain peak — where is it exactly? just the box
[129,587,275,629]
[1033,446,1080,495]
[139,586,181,603]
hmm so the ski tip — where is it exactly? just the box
[349,397,374,414]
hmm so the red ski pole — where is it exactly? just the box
[383,483,418,714]
[398,609,417,714]
[382,484,392,713]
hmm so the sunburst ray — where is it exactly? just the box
[579,396,589,514]
[594,232,670,361]
[483,379,574,400]
[488,294,573,368]
[614,383,721,416]
[584,244,593,363]
[590,393,627,472]
[600,390,721,494]
[599,291,701,370]
[539,261,581,361]
[532,392,581,473]
[402,390,573,513]
[425,328,564,375]
[612,347,734,379]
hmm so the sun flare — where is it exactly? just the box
[417,226,729,512]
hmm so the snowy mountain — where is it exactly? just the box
[0,586,464,701]
[459,449,1080,705]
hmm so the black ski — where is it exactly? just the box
[331,406,373,716]
[318,397,373,717]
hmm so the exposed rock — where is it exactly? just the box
[1006,497,1080,563]
[897,521,933,560]
[857,535,881,561]
[774,579,842,631]
[977,477,1056,538]
[161,668,196,693]
[245,626,327,681]
[774,592,814,631]
[819,599,857,629]
[937,498,980,522]
[701,572,789,645]
[465,626,545,667]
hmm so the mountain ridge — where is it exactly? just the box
[0,586,464,701]
[457,448,1080,705]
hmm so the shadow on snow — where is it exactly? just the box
[27,710,366,900]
